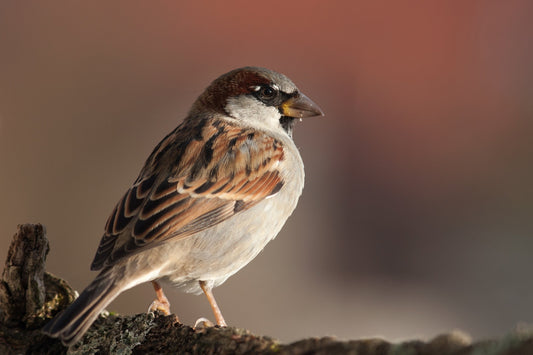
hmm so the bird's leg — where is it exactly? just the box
[199,280,227,326]
[148,280,176,320]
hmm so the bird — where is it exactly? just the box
[42,66,324,346]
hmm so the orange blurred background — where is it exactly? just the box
[1,1,533,342]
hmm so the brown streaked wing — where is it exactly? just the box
[91,121,285,270]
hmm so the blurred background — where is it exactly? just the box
[1,1,533,343]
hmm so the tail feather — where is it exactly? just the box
[42,269,123,346]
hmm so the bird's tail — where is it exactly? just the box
[42,268,124,346]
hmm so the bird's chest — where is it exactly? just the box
[161,154,304,291]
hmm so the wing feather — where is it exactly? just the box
[91,119,285,270]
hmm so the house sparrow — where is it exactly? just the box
[42,66,324,345]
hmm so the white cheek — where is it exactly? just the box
[225,96,281,130]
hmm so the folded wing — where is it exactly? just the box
[91,120,285,270]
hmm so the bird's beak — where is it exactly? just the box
[281,93,324,119]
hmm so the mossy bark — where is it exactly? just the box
[1,224,533,354]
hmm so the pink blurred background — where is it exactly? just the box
[1,1,533,342]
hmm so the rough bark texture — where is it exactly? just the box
[1,224,533,354]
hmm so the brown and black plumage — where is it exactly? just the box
[42,67,323,346]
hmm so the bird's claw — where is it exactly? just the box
[148,299,171,316]
[194,317,215,329]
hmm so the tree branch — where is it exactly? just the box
[1,224,533,354]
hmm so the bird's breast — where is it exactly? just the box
[159,144,304,294]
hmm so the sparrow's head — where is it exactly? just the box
[190,67,324,136]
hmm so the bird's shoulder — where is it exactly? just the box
[90,116,288,270]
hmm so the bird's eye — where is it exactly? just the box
[256,85,279,103]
